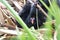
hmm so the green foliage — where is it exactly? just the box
[44,21,53,40]
[20,33,32,40]
[9,36,18,40]
[40,0,60,40]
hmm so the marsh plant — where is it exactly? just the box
[0,0,60,40]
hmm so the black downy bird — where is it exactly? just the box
[16,0,50,29]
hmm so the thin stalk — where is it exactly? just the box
[36,8,39,29]
[48,0,56,15]
[24,0,26,5]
